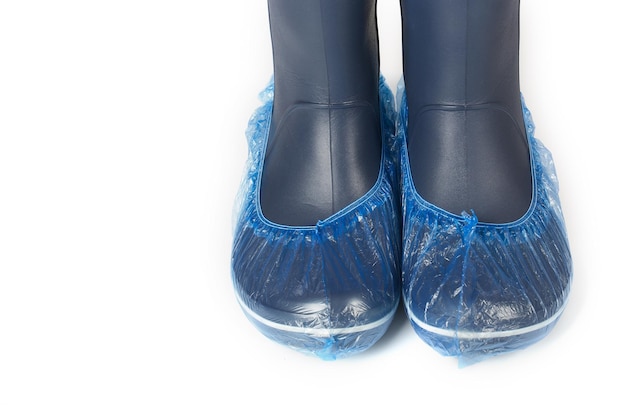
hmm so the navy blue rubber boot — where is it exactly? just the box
[399,0,573,365]
[231,0,401,360]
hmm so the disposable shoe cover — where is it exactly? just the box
[398,83,573,366]
[231,77,401,360]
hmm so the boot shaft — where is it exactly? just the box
[262,0,383,226]
[268,0,380,118]
[401,0,532,223]
[401,0,524,127]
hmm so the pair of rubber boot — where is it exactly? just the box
[231,0,573,364]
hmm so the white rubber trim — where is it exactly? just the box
[236,293,399,337]
[405,298,569,340]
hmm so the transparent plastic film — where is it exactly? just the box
[398,82,573,366]
[231,77,401,360]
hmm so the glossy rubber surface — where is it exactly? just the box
[232,78,401,360]
[401,0,532,223]
[398,82,573,365]
[262,0,382,227]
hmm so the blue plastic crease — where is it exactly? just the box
[231,77,401,360]
[398,80,573,366]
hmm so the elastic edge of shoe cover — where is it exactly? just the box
[236,292,400,338]
[405,296,569,340]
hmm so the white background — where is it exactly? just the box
[0,1,623,415]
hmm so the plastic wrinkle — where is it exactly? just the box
[397,81,573,366]
[231,77,401,360]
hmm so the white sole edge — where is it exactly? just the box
[236,293,399,337]
[405,297,569,339]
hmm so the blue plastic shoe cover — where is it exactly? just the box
[231,77,401,360]
[398,83,573,365]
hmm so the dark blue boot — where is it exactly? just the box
[231,0,401,360]
[399,0,573,365]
